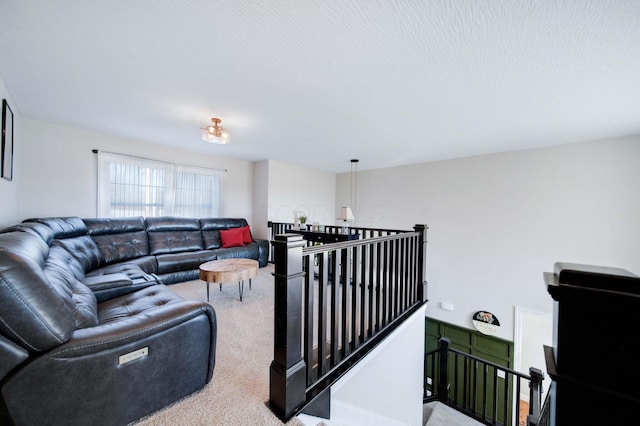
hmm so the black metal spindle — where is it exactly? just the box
[303,255,314,385]
[367,242,374,338]
[492,367,498,424]
[341,248,350,357]
[381,240,388,327]
[503,368,509,425]
[317,253,328,377]
[330,249,339,366]
[351,245,359,350]
[374,241,381,333]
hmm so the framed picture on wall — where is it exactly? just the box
[2,98,14,181]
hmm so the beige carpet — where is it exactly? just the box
[135,264,304,426]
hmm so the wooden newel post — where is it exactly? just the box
[437,337,451,403]
[414,224,428,303]
[269,233,307,421]
[527,367,544,426]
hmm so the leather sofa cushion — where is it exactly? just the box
[45,246,98,329]
[156,250,216,274]
[214,242,260,261]
[97,284,189,324]
[83,273,133,292]
[24,216,88,239]
[202,229,221,249]
[200,218,248,230]
[0,222,55,245]
[54,235,103,272]
[145,217,200,232]
[200,219,250,249]
[148,230,204,255]
[86,261,154,280]
[0,232,75,352]
[45,244,85,281]
[84,217,146,235]
[91,230,150,264]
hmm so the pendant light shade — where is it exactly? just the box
[201,117,230,144]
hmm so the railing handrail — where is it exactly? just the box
[267,220,410,235]
[302,231,421,254]
[448,346,533,381]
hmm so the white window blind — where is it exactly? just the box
[97,151,224,218]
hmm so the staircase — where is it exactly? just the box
[424,402,483,426]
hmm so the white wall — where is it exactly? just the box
[17,118,254,222]
[336,137,640,341]
[299,305,426,426]
[252,160,270,240]
[0,77,20,228]
[266,159,335,226]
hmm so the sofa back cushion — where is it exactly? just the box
[200,218,249,250]
[146,217,204,255]
[0,231,74,353]
[84,217,150,264]
[24,216,87,239]
[45,245,98,329]
[54,236,103,272]
[25,217,104,273]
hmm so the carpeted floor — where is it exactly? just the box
[134,264,303,426]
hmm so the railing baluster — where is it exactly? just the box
[360,244,367,343]
[472,359,477,415]
[367,244,376,340]
[374,241,381,333]
[503,367,509,425]
[382,240,388,327]
[516,377,522,426]
[351,245,359,349]
[492,366,498,424]
[318,253,328,377]
[303,254,314,385]
[482,364,488,421]
[341,247,350,357]
[330,248,339,366]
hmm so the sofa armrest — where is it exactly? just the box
[255,238,269,267]
[83,273,132,291]
[54,299,215,358]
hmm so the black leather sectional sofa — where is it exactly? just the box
[0,216,269,425]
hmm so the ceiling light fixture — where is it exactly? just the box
[201,117,230,144]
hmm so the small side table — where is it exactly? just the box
[199,258,258,302]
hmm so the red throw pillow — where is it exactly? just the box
[241,225,253,244]
[220,228,245,248]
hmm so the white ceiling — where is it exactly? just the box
[1,0,639,173]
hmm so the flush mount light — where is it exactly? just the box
[201,117,230,144]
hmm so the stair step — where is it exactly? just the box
[424,402,483,426]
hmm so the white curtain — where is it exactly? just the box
[97,151,224,218]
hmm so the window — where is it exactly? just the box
[97,152,224,218]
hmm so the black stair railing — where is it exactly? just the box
[269,224,428,422]
[267,221,411,263]
[425,337,544,426]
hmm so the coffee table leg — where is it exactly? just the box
[249,278,252,290]
[238,280,244,301]
[206,281,210,302]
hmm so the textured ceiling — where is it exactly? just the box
[1,0,639,173]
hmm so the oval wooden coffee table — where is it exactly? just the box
[199,258,259,302]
